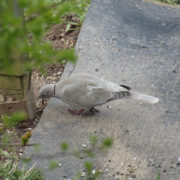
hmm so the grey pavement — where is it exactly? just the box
[22,0,180,179]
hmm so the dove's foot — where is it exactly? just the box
[68,108,99,115]
[68,109,86,115]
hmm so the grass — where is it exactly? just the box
[0,149,44,180]
[155,0,180,5]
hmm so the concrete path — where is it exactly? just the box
[22,0,180,179]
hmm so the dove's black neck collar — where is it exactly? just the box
[54,84,56,96]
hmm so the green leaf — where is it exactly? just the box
[156,172,160,180]
[1,111,27,128]
[1,132,12,146]
[101,137,113,149]
[0,149,11,158]
[49,160,59,170]
[83,149,95,158]
[84,161,93,175]
[60,142,69,151]
[65,23,71,32]
[21,157,32,164]
[89,135,98,146]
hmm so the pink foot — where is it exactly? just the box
[68,108,99,115]
[68,109,86,115]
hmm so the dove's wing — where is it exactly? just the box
[59,82,114,108]
[56,73,130,108]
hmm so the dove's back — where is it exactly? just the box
[55,73,127,108]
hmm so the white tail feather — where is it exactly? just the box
[130,92,159,104]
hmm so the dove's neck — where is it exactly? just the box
[46,84,56,97]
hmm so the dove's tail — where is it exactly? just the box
[130,91,159,104]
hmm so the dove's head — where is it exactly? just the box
[39,84,55,104]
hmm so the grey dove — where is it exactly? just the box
[39,73,159,115]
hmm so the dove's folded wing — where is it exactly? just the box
[59,83,113,108]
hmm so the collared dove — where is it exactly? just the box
[39,73,159,115]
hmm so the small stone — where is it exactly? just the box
[19,152,23,156]
[92,169,96,174]
[57,72,61,76]
[58,163,62,167]
[19,149,23,153]
[107,105,112,109]
[114,175,119,179]
[46,76,53,81]
[105,168,109,172]
[178,157,180,161]
[82,144,87,147]
[81,172,86,177]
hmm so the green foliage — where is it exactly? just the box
[155,0,180,4]
[21,130,32,146]
[0,150,44,180]
[60,141,69,151]
[0,0,89,73]
[89,135,98,146]
[101,137,113,149]
[1,132,12,146]
[84,161,93,175]
[156,172,160,180]
[49,160,59,170]
[21,157,32,164]
[1,111,27,128]
[83,149,95,158]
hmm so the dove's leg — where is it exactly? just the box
[68,109,86,115]
[89,107,99,113]
[68,108,99,115]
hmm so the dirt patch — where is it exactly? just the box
[45,14,80,49]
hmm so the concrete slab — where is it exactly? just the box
[22,0,180,179]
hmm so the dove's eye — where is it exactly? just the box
[42,94,45,104]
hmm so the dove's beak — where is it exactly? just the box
[41,96,45,104]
